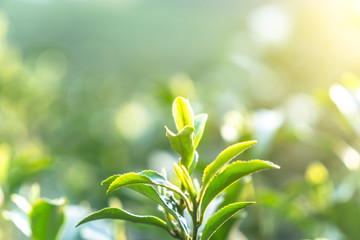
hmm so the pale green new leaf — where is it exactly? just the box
[194,114,208,149]
[172,97,194,131]
[165,125,195,169]
[101,174,119,186]
[202,140,257,190]
[201,202,254,240]
[29,198,66,240]
[173,164,196,201]
[107,170,191,210]
[189,150,199,175]
[76,207,169,233]
[200,160,279,215]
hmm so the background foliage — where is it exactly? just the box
[1,0,360,239]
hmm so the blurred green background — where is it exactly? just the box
[1,0,360,239]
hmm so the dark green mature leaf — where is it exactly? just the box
[202,141,257,190]
[29,198,66,240]
[200,160,279,215]
[102,175,190,236]
[165,126,195,169]
[107,170,191,210]
[127,184,189,237]
[216,180,245,212]
[172,97,194,132]
[76,207,169,233]
[210,181,247,240]
[194,114,208,149]
[201,202,254,240]
[127,184,170,208]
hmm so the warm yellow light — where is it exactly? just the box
[0,143,11,183]
[305,162,329,185]
[115,101,151,141]
[169,73,196,99]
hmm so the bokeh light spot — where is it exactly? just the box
[169,73,196,99]
[249,4,291,44]
[305,162,329,185]
[342,146,360,170]
[329,84,358,116]
[115,101,151,141]
[221,111,244,142]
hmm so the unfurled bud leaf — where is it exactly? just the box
[173,164,196,201]
[172,97,194,132]
[165,126,195,169]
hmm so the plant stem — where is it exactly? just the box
[191,201,199,240]
[192,222,199,240]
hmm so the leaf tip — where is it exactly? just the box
[267,161,280,169]
[75,222,81,228]
[75,218,87,228]
[164,126,175,136]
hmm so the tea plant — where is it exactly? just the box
[77,97,279,240]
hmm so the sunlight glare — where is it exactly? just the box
[249,4,291,44]
[342,146,360,170]
[329,84,358,116]
[115,102,151,141]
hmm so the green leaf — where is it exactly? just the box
[201,202,254,240]
[165,125,195,169]
[172,97,194,131]
[76,207,169,233]
[173,164,196,201]
[200,160,279,216]
[29,198,66,240]
[189,150,199,175]
[103,174,190,236]
[209,180,250,240]
[101,174,119,186]
[127,184,169,209]
[107,170,191,211]
[127,184,189,237]
[202,140,257,190]
[215,180,245,212]
[194,114,208,149]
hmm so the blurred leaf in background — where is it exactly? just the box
[29,198,66,240]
